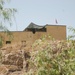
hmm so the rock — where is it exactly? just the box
[2,50,31,71]
[0,42,31,75]
[0,65,8,75]
[2,52,23,69]
[0,64,22,75]
[9,65,20,72]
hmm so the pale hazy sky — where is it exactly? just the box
[5,0,75,36]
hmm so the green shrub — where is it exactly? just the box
[25,39,75,75]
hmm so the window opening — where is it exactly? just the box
[6,41,11,44]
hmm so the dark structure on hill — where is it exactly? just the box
[24,22,46,33]
[0,22,66,45]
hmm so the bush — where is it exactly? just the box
[25,39,75,75]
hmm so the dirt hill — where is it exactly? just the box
[0,38,72,75]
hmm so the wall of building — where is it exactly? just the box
[0,25,66,46]
[46,25,66,40]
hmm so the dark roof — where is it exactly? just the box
[24,22,45,31]
[26,22,44,29]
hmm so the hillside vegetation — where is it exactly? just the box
[0,36,75,75]
[25,37,75,75]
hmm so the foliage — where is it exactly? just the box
[25,38,75,75]
[0,0,17,46]
[0,0,17,26]
[68,27,75,40]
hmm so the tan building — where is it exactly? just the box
[0,22,66,45]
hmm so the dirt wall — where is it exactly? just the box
[46,25,66,40]
[0,25,66,46]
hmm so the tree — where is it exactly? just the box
[0,0,17,30]
[0,0,17,46]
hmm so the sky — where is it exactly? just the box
[5,0,75,36]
